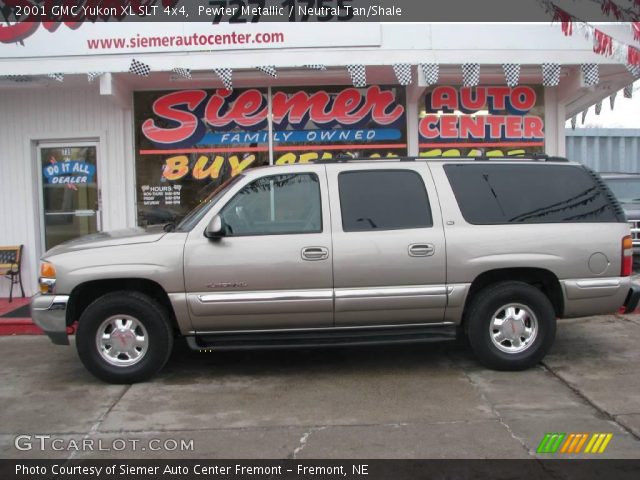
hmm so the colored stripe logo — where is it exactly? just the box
[537,433,613,454]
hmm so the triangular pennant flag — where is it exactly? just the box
[624,84,633,98]
[346,64,366,87]
[213,68,233,90]
[129,59,151,77]
[626,64,640,78]
[461,63,480,87]
[502,63,520,87]
[581,108,588,124]
[256,65,277,78]
[542,63,562,87]
[172,68,192,79]
[3,75,32,83]
[609,91,617,110]
[47,73,64,82]
[581,63,599,86]
[392,63,412,86]
[595,100,602,115]
[570,116,576,130]
[304,64,327,70]
[419,63,439,86]
[87,72,104,82]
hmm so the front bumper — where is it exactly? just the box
[31,294,70,345]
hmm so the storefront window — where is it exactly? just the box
[134,85,407,225]
[134,88,269,226]
[272,85,407,164]
[418,86,545,158]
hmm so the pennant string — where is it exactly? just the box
[538,0,640,66]
[585,0,639,22]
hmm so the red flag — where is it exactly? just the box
[601,0,623,20]
[629,47,640,67]
[552,5,573,36]
[594,29,613,56]
[633,23,640,42]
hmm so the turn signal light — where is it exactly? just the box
[40,262,56,278]
[622,235,633,277]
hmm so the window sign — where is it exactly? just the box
[135,85,407,225]
[272,86,407,164]
[134,88,269,226]
[418,86,545,158]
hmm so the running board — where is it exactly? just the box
[186,324,457,351]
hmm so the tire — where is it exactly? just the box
[76,291,174,384]
[465,281,556,371]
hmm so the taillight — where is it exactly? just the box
[622,235,633,277]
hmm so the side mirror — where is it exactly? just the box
[204,215,224,239]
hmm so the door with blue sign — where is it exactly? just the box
[38,144,100,251]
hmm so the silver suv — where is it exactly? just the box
[32,157,640,383]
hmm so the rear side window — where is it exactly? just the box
[444,164,620,224]
[338,170,433,231]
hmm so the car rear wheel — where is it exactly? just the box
[76,291,173,383]
[465,281,556,371]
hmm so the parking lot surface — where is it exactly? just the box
[1,313,640,459]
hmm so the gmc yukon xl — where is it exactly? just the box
[32,157,640,383]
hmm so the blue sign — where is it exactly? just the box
[43,161,96,185]
[200,128,401,145]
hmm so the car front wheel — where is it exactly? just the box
[76,291,174,383]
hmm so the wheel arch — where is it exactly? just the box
[462,267,564,326]
[67,278,180,334]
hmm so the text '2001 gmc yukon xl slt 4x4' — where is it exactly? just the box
[32,157,640,383]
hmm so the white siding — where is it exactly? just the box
[0,85,135,297]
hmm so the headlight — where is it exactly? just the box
[39,261,57,294]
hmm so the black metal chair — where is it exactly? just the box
[0,245,25,302]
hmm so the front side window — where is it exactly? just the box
[338,170,433,232]
[220,173,322,236]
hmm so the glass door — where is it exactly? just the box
[38,144,100,251]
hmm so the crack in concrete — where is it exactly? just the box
[459,369,536,458]
[540,361,640,441]
[289,426,325,459]
[66,384,132,461]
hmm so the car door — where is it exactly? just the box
[183,165,333,332]
[326,162,447,326]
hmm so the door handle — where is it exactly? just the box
[408,243,435,257]
[301,247,329,261]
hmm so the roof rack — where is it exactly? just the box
[311,155,570,163]
[320,156,416,164]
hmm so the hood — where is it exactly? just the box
[620,203,640,221]
[44,226,167,257]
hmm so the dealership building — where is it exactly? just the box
[0,21,637,297]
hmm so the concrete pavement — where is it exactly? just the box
[1,314,639,459]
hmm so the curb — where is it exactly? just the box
[0,319,43,336]
[0,319,76,336]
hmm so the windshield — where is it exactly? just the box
[604,178,640,204]
[176,175,244,232]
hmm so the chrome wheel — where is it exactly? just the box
[489,303,538,354]
[96,315,149,367]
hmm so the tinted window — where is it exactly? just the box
[444,164,619,224]
[220,173,322,236]
[339,170,432,231]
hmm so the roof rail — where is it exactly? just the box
[305,155,570,164]
[529,153,570,162]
